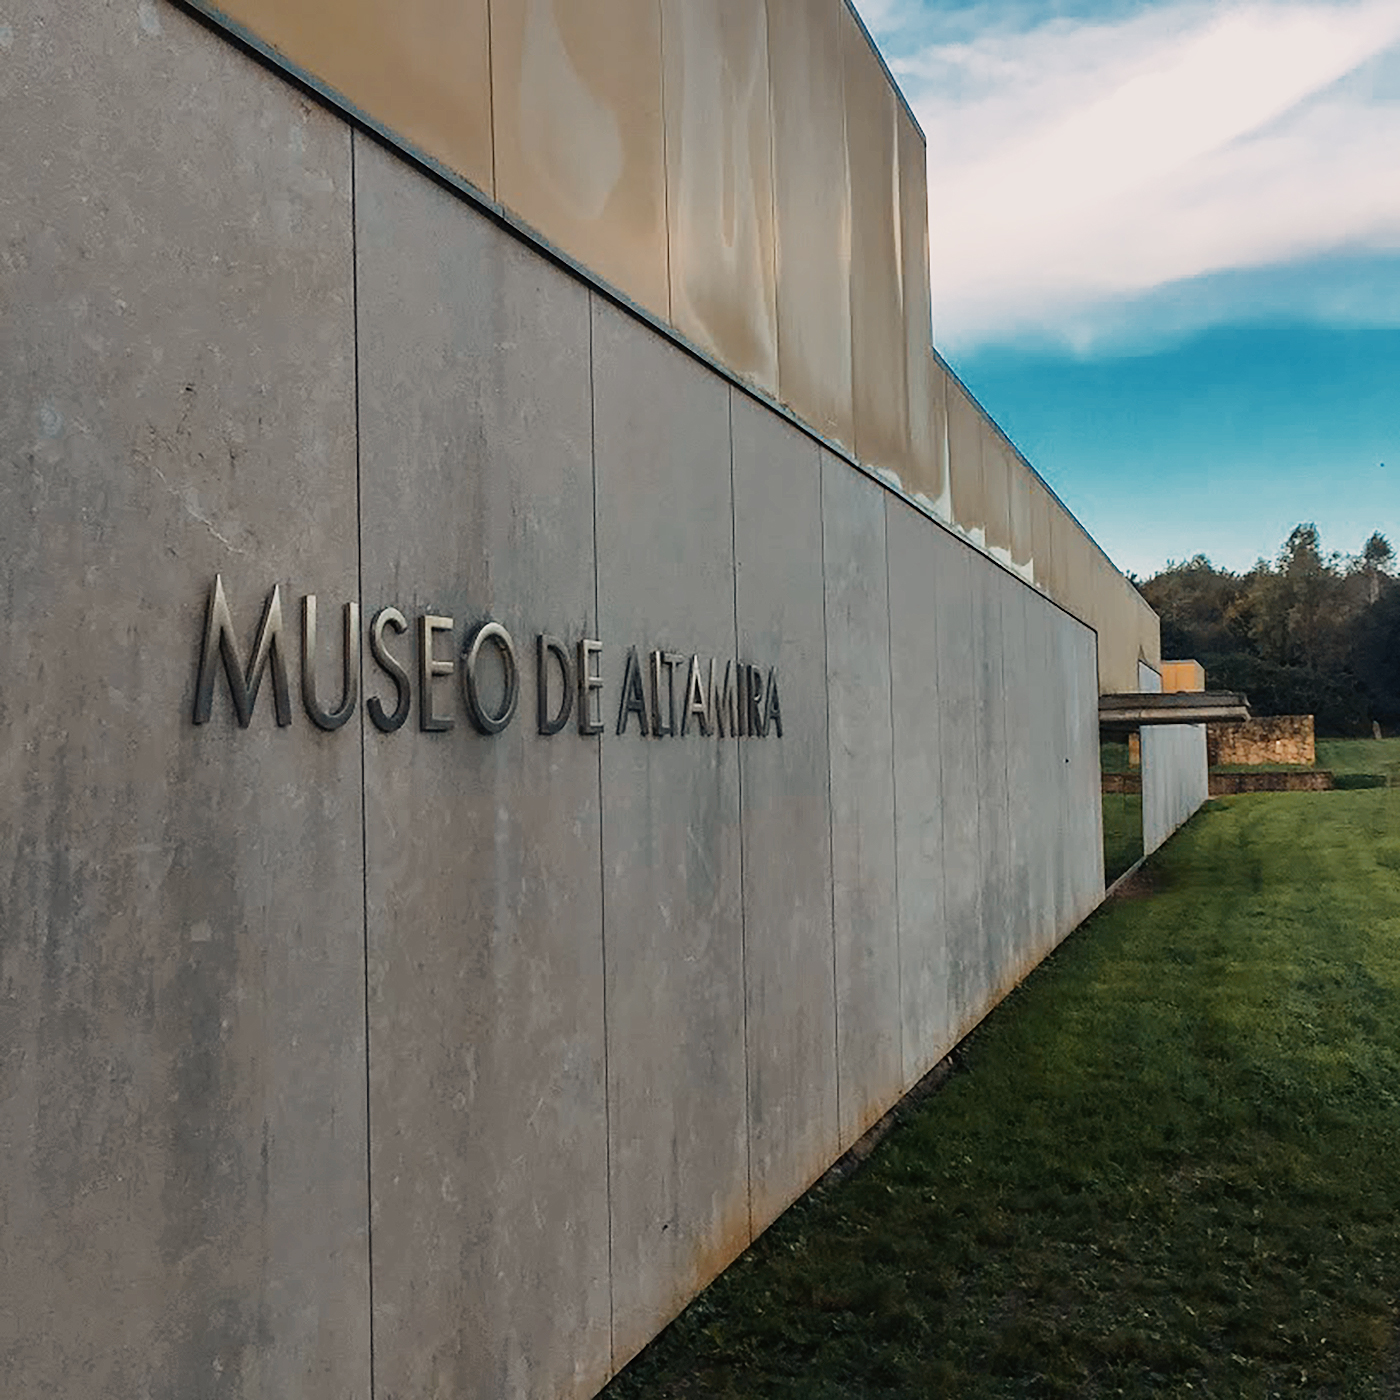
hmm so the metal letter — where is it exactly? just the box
[193,574,292,727]
[662,653,685,737]
[682,654,712,737]
[419,614,455,732]
[577,638,604,735]
[764,666,783,738]
[537,634,574,736]
[462,621,520,735]
[709,658,737,738]
[368,607,411,733]
[748,663,768,738]
[301,595,360,732]
[649,650,683,738]
[617,646,650,736]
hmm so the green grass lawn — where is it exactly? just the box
[1102,792,1143,885]
[604,784,1400,1398]
[1318,737,1400,782]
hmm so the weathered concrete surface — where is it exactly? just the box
[936,543,987,1042]
[731,394,837,1233]
[353,137,611,1400]
[1142,723,1209,855]
[973,552,1014,1025]
[0,3,368,1394]
[591,299,750,1373]
[821,453,901,1148]
[886,499,951,1083]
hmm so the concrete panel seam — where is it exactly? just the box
[727,387,755,1244]
[349,126,378,1400]
[587,290,618,1365]
[881,494,906,1088]
[816,438,844,1147]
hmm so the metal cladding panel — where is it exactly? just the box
[1030,477,1056,596]
[1140,593,1164,670]
[887,500,953,1082]
[590,299,751,1372]
[982,432,1013,561]
[820,453,902,1148]
[212,0,494,194]
[768,0,855,448]
[925,356,954,521]
[352,139,612,1400]
[935,544,985,1040]
[490,0,670,319]
[1009,453,1034,574]
[0,5,368,1394]
[661,0,779,393]
[898,109,938,500]
[947,377,987,541]
[732,394,838,1234]
[843,4,910,477]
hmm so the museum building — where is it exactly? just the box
[0,2,1202,1396]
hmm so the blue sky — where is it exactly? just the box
[855,0,1400,578]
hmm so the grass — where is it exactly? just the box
[604,784,1400,1398]
[1102,793,1143,885]
[1318,737,1400,783]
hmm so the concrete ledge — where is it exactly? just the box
[1099,692,1250,730]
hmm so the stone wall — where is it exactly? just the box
[1207,715,1315,767]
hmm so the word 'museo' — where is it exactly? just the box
[192,576,783,739]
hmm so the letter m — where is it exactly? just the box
[193,574,292,727]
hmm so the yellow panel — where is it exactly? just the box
[946,379,985,540]
[898,109,935,497]
[768,0,853,448]
[661,0,779,392]
[1008,454,1033,573]
[218,0,494,193]
[981,433,1011,560]
[842,6,908,476]
[491,0,669,318]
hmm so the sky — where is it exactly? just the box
[854,0,1400,580]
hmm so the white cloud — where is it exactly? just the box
[873,2,1400,349]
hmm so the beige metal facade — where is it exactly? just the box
[194,0,1156,690]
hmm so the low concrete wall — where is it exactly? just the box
[1141,725,1209,855]
[2,8,1108,1398]
[1207,715,1315,767]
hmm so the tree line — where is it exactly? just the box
[1137,526,1399,736]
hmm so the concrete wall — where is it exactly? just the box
[1141,725,1210,856]
[173,0,1157,689]
[3,7,1111,1398]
